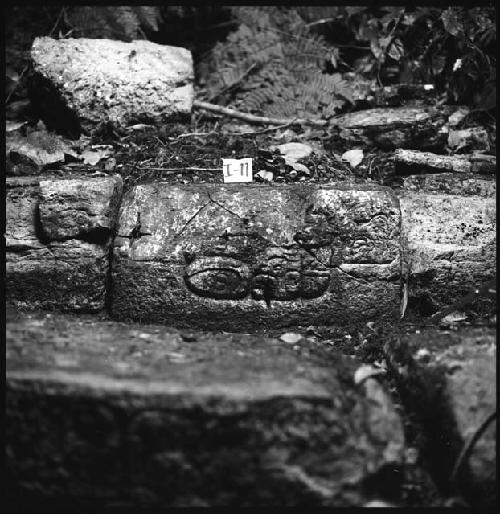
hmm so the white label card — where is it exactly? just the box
[222,158,253,183]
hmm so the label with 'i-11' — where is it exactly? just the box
[222,158,253,183]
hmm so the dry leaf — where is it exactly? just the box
[272,142,312,161]
[342,149,364,168]
[400,281,409,319]
[81,145,113,165]
[6,120,27,133]
[256,170,274,181]
[354,364,386,385]
[279,332,303,344]
[440,311,467,326]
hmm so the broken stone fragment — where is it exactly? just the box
[39,175,123,240]
[6,129,77,175]
[6,176,118,312]
[395,149,496,175]
[385,328,496,507]
[398,191,496,314]
[333,106,452,151]
[448,127,491,153]
[112,183,401,329]
[6,310,405,506]
[29,37,194,136]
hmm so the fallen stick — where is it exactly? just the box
[138,166,219,172]
[193,100,328,128]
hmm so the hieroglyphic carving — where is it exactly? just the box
[184,256,251,300]
[183,243,332,303]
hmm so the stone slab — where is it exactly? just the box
[111,183,401,329]
[334,106,451,151]
[399,192,496,313]
[6,176,121,312]
[385,327,496,506]
[29,37,194,136]
[6,309,404,506]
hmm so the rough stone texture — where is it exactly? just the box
[29,37,194,136]
[111,183,401,330]
[402,173,495,198]
[6,309,405,507]
[384,327,496,506]
[6,176,121,312]
[399,192,496,313]
[39,176,123,240]
[6,130,76,175]
[334,106,452,151]
[395,150,495,176]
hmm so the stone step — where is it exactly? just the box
[6,176,495,326]
[6,309,404,507]
[112,183,401,329]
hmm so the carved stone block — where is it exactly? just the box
[112,184,401,329]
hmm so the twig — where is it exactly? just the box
[138,166,219,172]
[305,17,337,28]
[237,120,299,135]
[174,131,217,139]
[450,410,497,485]
[193,100,329,128]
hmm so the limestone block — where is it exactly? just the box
[29,37,194,136]
[6,176,121,312]
[399,192,496,312]
[6,310,405,506]
[111,183,401,329]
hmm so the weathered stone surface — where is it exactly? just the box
[39,176,123,240]
[395,150,496,176]
[385,327,496,506]
[448,127,491,153]
[112,183,401,329]
[334,106,451,151]
[6,309,404,507]
[402,173,495,198]
[399,192,495,313]
[6,176,120,312]
[29,37,194,136]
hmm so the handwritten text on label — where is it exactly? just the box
[222,158,253,183]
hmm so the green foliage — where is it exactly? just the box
[305,6,496,107]
[64,6,162,41]
[199,7,353,120]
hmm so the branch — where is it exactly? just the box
[193,100,328,128]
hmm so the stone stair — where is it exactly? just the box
[5,36,496,507]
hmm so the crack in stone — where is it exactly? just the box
[173,201,211,239]
[206,192,244,220]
